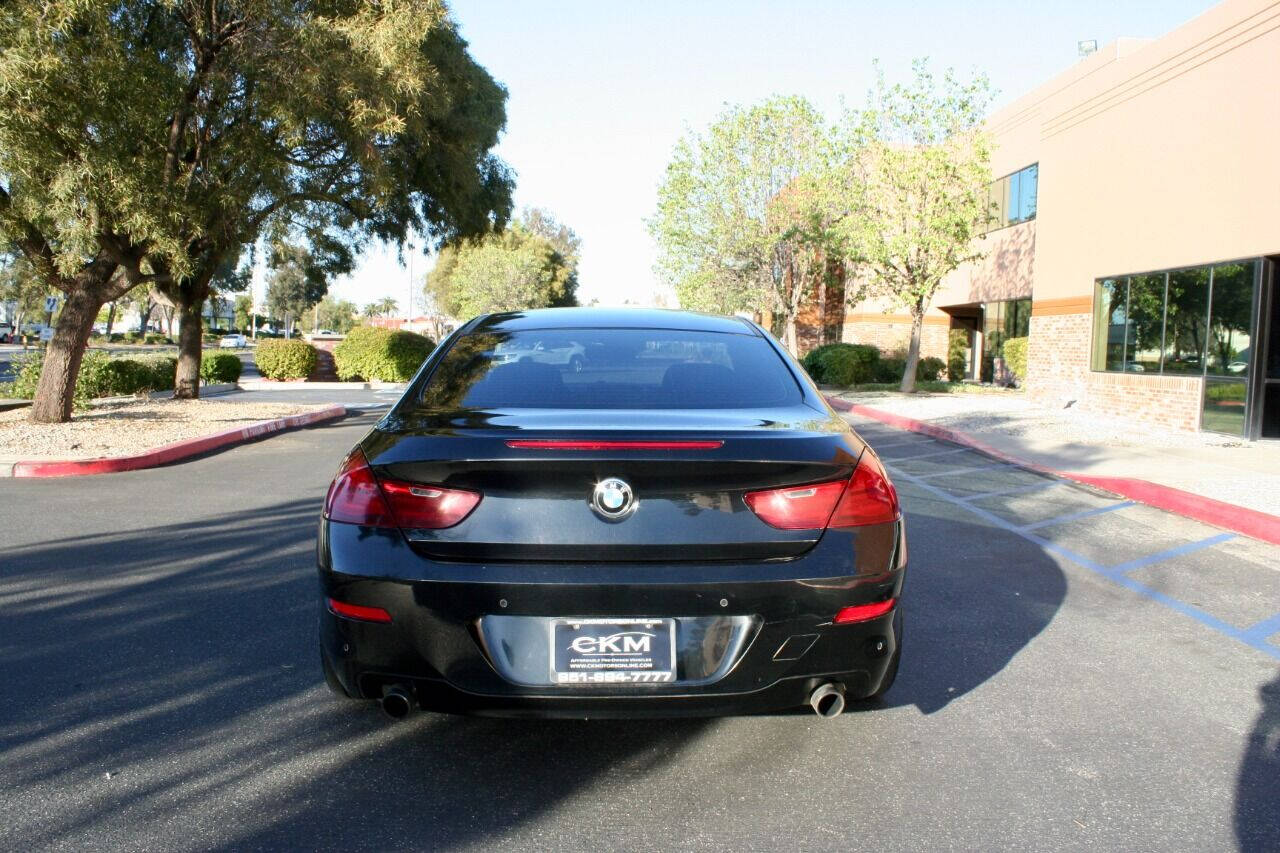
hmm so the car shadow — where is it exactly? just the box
[1235,670,1280,851]
[0,500,712,849]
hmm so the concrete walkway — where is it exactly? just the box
[828,389,1280,519]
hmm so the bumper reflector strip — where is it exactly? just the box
[327,597,393,624]
[833,599,896,624]
[505,440,724,450]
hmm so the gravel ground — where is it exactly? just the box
[835,389,1245,449]
[0,399,328,460]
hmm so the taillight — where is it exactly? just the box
[378,480,481,529]
[744,452,899,531]
[743,480,846,529]
[828,452,899,528]
[324,449,482,530]
[324,450,395,527]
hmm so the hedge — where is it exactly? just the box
[801,343,879,386]
[1,351,174,409]
[255,339,317,380]
[948,329,968,381]
[873,355,947,384]
[200,351,244,384]
[334,325,434,382]
[1002,337,1028,382]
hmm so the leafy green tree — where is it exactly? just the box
[266,244,328,338]
[315,297,359,334]
[233,295,254,332]
[840,61,994,392]
[0,253,51,337]
[649,96,836,351]
[0,0,512,420]
[425,222,578,320]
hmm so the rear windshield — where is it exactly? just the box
[415,328,803,410]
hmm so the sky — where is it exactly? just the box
[310,0,1218,316]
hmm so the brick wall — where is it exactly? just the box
[842,318,949,363]
[1026,312,1204,432]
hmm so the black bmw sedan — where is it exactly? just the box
[318,308,906,719]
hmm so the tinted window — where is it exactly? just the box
[1206,261,1256,377]
[1163,268,1209,374]
[417,328,803,410]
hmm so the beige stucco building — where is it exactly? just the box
[842,0,1280,439]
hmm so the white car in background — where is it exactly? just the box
[494,338,587,372]
[219,333,247,348]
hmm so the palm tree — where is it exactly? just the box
[362,297,400,318]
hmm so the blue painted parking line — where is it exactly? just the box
[912,462,1012,480]
[889,465,1280,662]
[1243,612,1280,642]
[1018,501,1135,531]
[1104,533,1236,576]
[952,481,1062,502]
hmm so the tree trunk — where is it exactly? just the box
[901,311,923,394]
[173,293,205,399]
[29,288,105,423]
[105,302,116,338]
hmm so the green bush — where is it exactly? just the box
[918,356,946,382]
[1,351,174,406]
[143,333,170,345]
[948,329,968,381]
[1002,336,1028,381]
[1205,382,1246,402]
[801,343,879,386]
[255,339,317,380]
[334,325,435,382]
[108,333,126,343]
[200,351,243,384]
[123,331,143,343]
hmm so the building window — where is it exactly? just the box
[980,298,1031,382]
[1090,260,1260,435]
[984,163,1038,233]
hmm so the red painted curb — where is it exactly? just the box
[825,394,1280,546]
[11,404,347,478]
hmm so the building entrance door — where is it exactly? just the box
[1257,258,1280,439]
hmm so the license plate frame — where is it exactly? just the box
[549,617,677,686]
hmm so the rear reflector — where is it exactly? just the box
[505,440,724,450]
[327,597,393,623]
[324,448,482,529]
[833,599,896,624]
[744,451,900,531]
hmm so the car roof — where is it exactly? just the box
[467,308,760,336]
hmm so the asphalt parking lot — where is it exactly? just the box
[0,400,1277,851]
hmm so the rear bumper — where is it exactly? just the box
[318,518,907,717]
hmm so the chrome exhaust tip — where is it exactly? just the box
[809,682,846,718]
[380,684,414,720]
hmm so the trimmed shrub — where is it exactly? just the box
[873,357,906,384]
[123,331,144,343]
[948,329,968,381]
[1002,336,1028,382]
[200,351,243,384]
[255,339,317,380]
[334,325,434,382]
[143,333,170,345]
[918,356,946,382]
[801,343,879,386]
[1,351,173,406]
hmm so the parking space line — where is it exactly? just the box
[1105,533,1236,576]
[952,481,1062,502]
[1243,612,1280,642]
[912,462,1013,480]
[1018,501,1135,531]
[879,446,971,462]
[889,465,1280,662]
[868,439,940,451]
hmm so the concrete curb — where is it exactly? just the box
[238,380,405,391]
[825,394,1280,547]
[5,404,347,478]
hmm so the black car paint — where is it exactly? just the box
[318,308,907,717]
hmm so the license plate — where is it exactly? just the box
[550,618,676,685]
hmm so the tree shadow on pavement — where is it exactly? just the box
[1235,671,1280,852]
[0,500,711,849]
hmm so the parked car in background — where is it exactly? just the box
[494,336,588,372]
[0,322,14,343]
[219,333,247,349]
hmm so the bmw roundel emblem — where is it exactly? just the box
[592,477,636,520]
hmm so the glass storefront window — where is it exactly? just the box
[1162,268,1210,374]
[983,164,1038,233]
[980,298,1031,382]
[1126,273,1165,373]
[1206,261,1256,377]
[1092,278,1128,372]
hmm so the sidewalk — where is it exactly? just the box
[826,389,1280,520]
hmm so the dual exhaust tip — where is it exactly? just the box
[381,681,847,719]
[809,682,846,718]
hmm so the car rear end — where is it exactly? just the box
[318,310,907,718]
